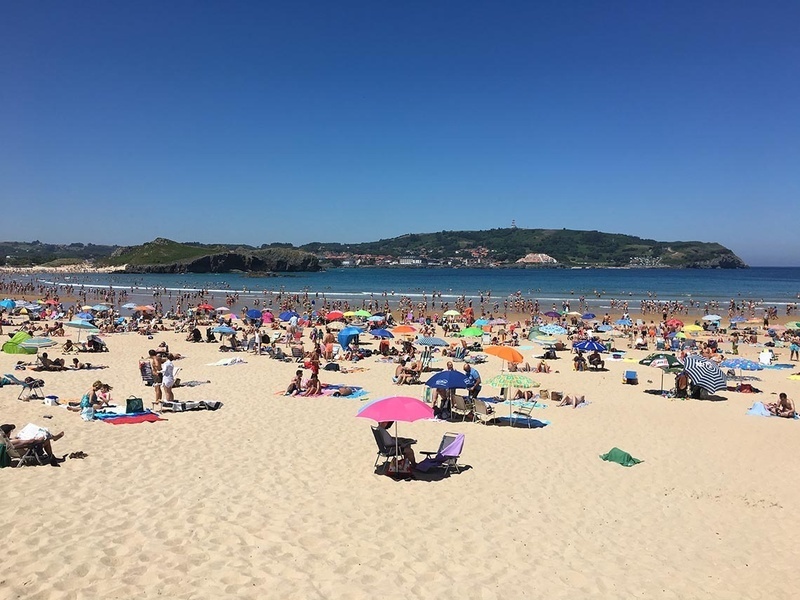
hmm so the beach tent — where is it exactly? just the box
[338,326,362,350]
[2,330,38,355]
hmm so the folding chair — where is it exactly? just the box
[2,374,45,400]
[417,432,465,474]
[0,429,47,467]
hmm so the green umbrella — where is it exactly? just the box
[487,374,540,423]
[460,327,484,337]
[354,309,372,318]
[639,352,683,392]
[786,321,800,330]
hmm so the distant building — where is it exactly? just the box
[516,253,558,265]
[399,257,426,265]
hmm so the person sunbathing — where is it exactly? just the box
[393,359,413,385]
[535,360,551,373]
[0,423,64,466]
[37,352,66,371]
[513,390,536,401]
[767,393,795,418]
[558,394,586,409]
[588,351,605,369]
[303,373,322,396]
[508,362,532,372]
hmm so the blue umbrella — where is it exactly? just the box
[425,370,469,389]
[582,313,596,320]
[64,319,99,343]
[573,340,607,352]
[279,310,299,322]
[597,324,613,332]
[19,337,57,350]
[338,326,362,349]
[370,329,394,339]
[720,358,763,371]
[730,316,747,323]
[0,299,16,310]
[91,304,110,312]
[122,302,137,310]
[367,315,385,322]
[246,309,263,320]
[416,336,449,347]
[76,312,94,320]
[211,326,236,335]
[473,319,489,326]
[615,318,633,326]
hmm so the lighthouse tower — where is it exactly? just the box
[511,219,517,229]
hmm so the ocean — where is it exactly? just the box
[22,267,800,312]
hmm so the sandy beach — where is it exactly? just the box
[2,314,800,599]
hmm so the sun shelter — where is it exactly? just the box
[2,330,38,355]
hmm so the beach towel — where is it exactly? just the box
[746,402,772,417]
[207,357,246,366]
[599,447,642,467]
[95,412,164,425]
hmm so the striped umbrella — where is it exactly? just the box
[416,336,448,346]
[19,337,57,350]
[682,355,727,394]
[539,324,567,335]
[572,340,607,353]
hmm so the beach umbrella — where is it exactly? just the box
[425,370,469,390]
[216,306,230,313]
[544,311,560,318]
[720,358,763,372]
[460,327,484,337]
[370,329,394,339]
[367,315,385,322]
[338,326,361,350]
[573,340,607,353]
[227,313,240,320]
[356,396,433,462]
[483,346,524,370]
[246,309,263,320]
[262,311,274,322]
[211,325,236,335]
[279,310,299,322]
[354,309,372,318]
[19,337,57,350]
[489,318,507,325]
[473,319,489,326]
[666,319,684,328]
[326,310,344,320]
[416,336,448,347]
[730,316,747,323]
[343,311,357,317]
[615,318,633,326]
[539,324,567,335]
[392,325,416,334]
[702,315,721,321]
[0,299,16,310]
[327,321,345,330]
[639,352,683,391]
[683,324,702,332]
[196,303,214,311]
[121,302,137,310]
[91,304,110,312]
[596,324,612,332]
[486,373,540,424]
[64,319,100,343]
[786,321,800,330]
[76,311,94,321]
[443,310,461,317]
[44,299,59,305]
[582,313,596,320]
[682,355,727,394]
[135,305,155,313]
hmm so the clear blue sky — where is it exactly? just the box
[1,1,798,265]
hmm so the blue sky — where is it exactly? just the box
[1,1,798,265]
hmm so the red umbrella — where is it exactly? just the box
[196,303,214,311]
[666,319,683,328]
[326,310,344,320]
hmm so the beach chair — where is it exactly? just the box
[420,347,434,372]
[452,346,467,362]
[139,361,154,386]
[451,395,474,422]
[512,401,538,427]
[290,345,305,362]
[417,432,465,474]
[0,429,47,467]
[2,374,45,401]
[370,426,397,468]
[473,399,499,425]
[622,370,638,385]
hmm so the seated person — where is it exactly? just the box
[377,421,416,467]
[303,373,322,396]
[535,360,551,373]
[634,335,648,350]
[767,393,795,418]
[588,350,605,369]
[573,351,587,371]
[285,369,304,396]
[543,348,558,360]
[37,352,66,371]
[393,359,411,384]
[508,361,532,372]
[97,383,114,406]
[558,394,586,408]
[513,389,536,401]
[675,371,689,398]
[62,339,75,353]
[0,423,64,466]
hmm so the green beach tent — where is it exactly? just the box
[2,331,38,355]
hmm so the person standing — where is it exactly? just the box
[463,364,482,400]
[161,353,176,403]
[149,349,163,406]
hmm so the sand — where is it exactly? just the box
[2,320,800,599]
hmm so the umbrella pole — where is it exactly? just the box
[395,422,400,469]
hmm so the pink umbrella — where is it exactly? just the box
[357,396,433,462]
[262,310,274,323]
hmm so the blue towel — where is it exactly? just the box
[746,402,771,417]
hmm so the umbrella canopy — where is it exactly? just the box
[582,313,596,320]
[135,305,155,312]
[615,318,633,326]
[354,309,372,318]
[702,314,721,321]
[279,311,299,322]
[216,306,230,313]
[683,324,703,332]
[19,337,57,350]
[370,329,394,339]
[539,324,567,335]
[639,352,683,369]
[720,358,763,371]
[666,319,684,328]
[91,304,110,312]
[326,310,344,320]
[196,303,215,311]
[683,355,727,393]
[338,326,362,349]
[730,316,747,323]
[486,373,539,389]
[443,310,461,317]
[489,318,507,325]
[0,299,16,310]
[473,319,489,326]
[357,396,433,423]
[245,309,263,320]
[64,319,99,330]
[786,321,800,330]
[121,302,137,309]
[211,325,236,335]
[425,370,469,389]
[327,321,345,330]
[75,312,94,320]
[544,311,560,318]
[483,346,524,363]
[416,336,448,347]
[367,315,385,322]
[596,324,613,332]
[459,327,484,337]
[573,340,607,353]
[392,325,416,334]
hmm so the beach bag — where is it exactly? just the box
[126,396,144,413]
[324,362,340,372]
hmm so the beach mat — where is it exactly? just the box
[96,413,164,425]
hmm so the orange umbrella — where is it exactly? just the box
[392,325,416,334]
[483,346,524,364]
[134,305,155,312]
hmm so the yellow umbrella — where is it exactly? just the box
[683,324,702,332]
[343,311,356,317]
